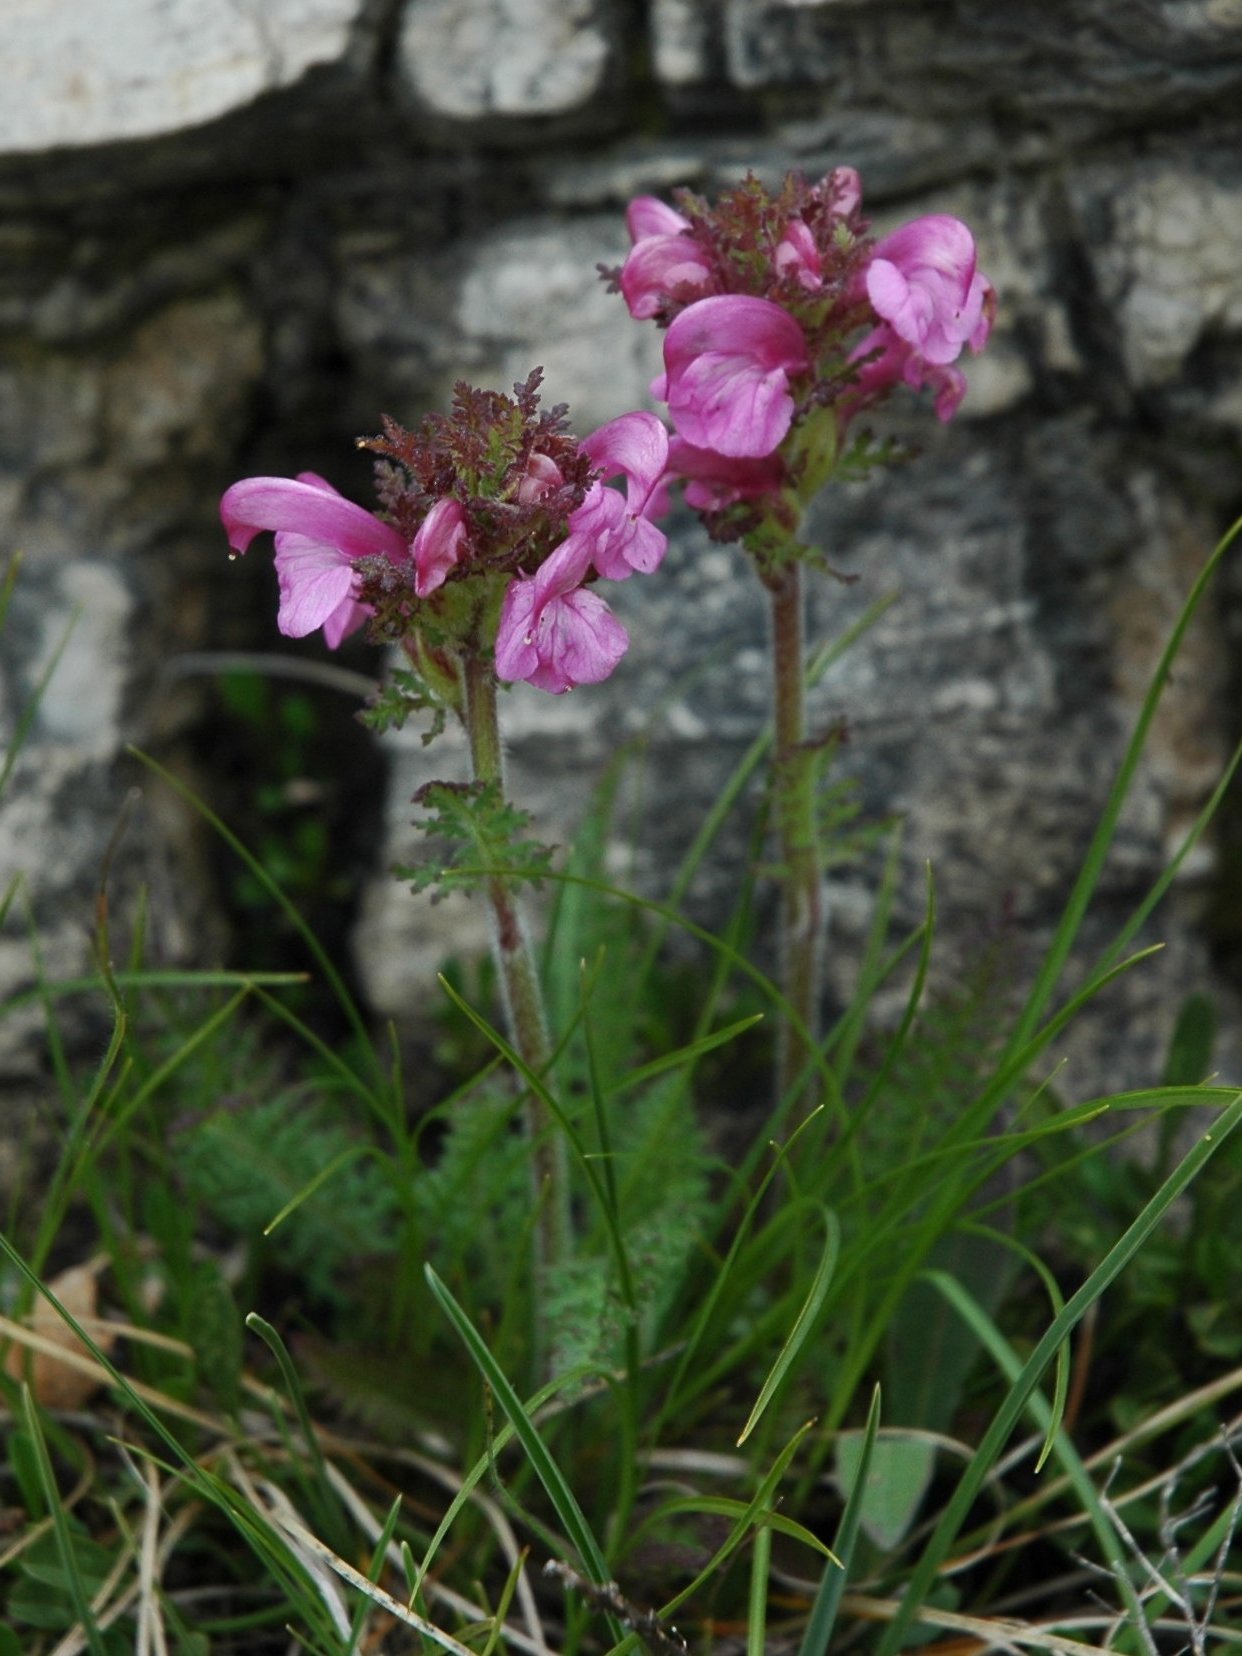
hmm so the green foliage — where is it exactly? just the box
[544,1075,712,1376]
[357,664,452,746]
[178,1090,401,1307]
[1023,992,1242,1429]
[833,426,907,483]
[7,519,1242,1656]
[397,779,555,897]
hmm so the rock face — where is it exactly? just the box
[1,0,368,152]
[3,0,1242,1127]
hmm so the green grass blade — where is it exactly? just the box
[424,1266,616,1603]
[797,1385,878,1656]
[244,1313,344,1540]
[942,1224,1068,1471]
[0,968,307,1019]
[263,1144,378,1235]
[657,1419,824,1619]
[747,1518,773,1656]
[448,865,846,1121]
[434,974,635,1304]
[1007,513,1242,1054]
[925,1269,1149,1634]
[636,1496,834,1561]
[607,1012,766,1096]
[737,1206,840,1446]
[1099,730,1242,984]
[19,1386,109,1656]
[411,1366,592,1590]
[876,1086,1242,1654]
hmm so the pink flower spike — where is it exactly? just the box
[774,219,822,290]
[661,295,809,458]
[574,411,670,579]
[222,471,408,647]
[495,536,628,694]
[412,497,470,596]
[866,214,993,366]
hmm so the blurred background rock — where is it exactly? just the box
[3,0,1241,1120]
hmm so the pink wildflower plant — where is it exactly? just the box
[605,169,995,547]
[221,371,669,695]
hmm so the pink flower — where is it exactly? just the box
[846,327,969,422]
[619,195,715,320]
[517,451,565,502]
[495,537,628,694]
[412,497,470,596]
[220,471,408,646]
[826,166,863,219]
[572,411,670,579]
[844,214,996,424]
[665,438,787,512]
[654,295,810,458]
[773,220,822,290]
[866,214,995,365]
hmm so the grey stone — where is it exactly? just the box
[0,0,367,153]
[397,0,616,123]
[455,220,663,432]
[1072,157,1242,402]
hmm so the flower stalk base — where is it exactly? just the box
[767,562,824,1103]
[461,654,571,1296]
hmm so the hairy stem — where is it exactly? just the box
[461,653,571,1295]
[768,563,824,1102]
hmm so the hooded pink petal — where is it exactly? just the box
[495,535,628,694]
[222,471,408,647]
[571,412,670,579]
[660,295,810,458]
[221,473,407,563]
[824,166,863,219]
[517,451,565,502]
[412,497,470,596]
[774,219,822,290]
[866,214,994,366]
[620,195,715,319]
[620,234,715,320]
[273,534,365,642]
[626,195,692,240]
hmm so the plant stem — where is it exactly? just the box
[460,652,571,1287]
[767,562,823,1102]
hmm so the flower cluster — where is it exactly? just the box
[608,170,996,540]
[220,372,669,693]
